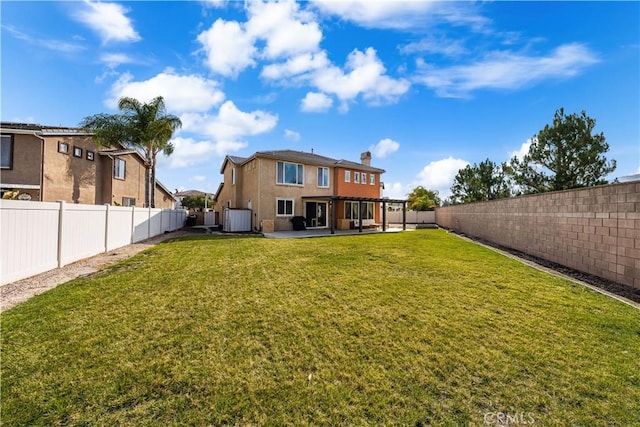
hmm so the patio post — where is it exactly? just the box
[402,202,406,231]
[382,201,386,231]
[330,199,335,234]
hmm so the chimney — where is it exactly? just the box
[360,151,372,166]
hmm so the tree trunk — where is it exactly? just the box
[144,167,151,208]
[150,154,157,208]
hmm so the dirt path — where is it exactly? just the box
[1,230,190,312]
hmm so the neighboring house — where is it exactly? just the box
[0,122,175,208]
[214,149,406,232]
[174,189,206,210]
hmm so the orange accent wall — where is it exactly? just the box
[333,167,382,223]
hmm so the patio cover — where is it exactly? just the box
[301,195,407,234]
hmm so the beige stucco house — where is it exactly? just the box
[0,122,175,208]
[214,149,406,232]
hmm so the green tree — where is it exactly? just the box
[180,194,213,211]
[509,108,616,194]
[450,159,513,204]
[407,186,441,211]
[80,96,182,207]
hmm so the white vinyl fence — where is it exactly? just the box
[386,210,435,224]
[1,200,187,285]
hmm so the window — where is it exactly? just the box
[1,134,13,169]
[345,201,374,220]
[122,197,136,206]
[354,172,360,184]
[317,167,329,187]
[73,146,82,158]
[277,161,303,185]
[114,158,126,180]
[276,198,294,216]
[361,172,366,184]
[231,167,236,185]
[345,170,351,182]
[370,173,375,185]
[58,141,69,154]
[86,151,95,161]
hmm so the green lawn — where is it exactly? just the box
[2,230,639,426]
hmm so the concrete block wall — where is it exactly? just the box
[435,181,640,289]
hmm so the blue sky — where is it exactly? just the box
[2,1,639,199]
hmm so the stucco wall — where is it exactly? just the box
[435,182,640,289]
[42,135,99,204]
[1,133,42,188]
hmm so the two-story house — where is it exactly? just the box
[214,149,406,232]
[0,122,175,208]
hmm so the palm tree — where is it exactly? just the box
[80,96,181,207]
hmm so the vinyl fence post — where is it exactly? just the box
[131,206,136,244]
[148,206,152,239]
[104,204,110,253]
[57,200,65,268]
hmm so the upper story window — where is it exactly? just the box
[73,146,83,158]
[58,141,69,154]
[370,173,375,185]
[317,167,329,187]
[231,167,236,185]
[1,134,13,169]
[277,161,303,185]
[361,172,366,184]
[114,158,126,180]
[345,170,351,182]
[354,172,360,184]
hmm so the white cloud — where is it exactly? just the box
[3,24,85,53]
[509,139,532,161]
[261,51,329,80]
[197,18,256,77]
[73,1,141,44]
[246,0,322,59]
[190,175,207,182]
[415,43,599,98]
[181,100,277,142]
[416,157,470,197]
[162,136,246,169]
[370,138,400,158]
[311,1,489,31]
[284,129,301,141]
[382,182,409,200]
[300,92,333,112]
[312,48,410,105]
[107,71,225,113]
[400,36,468,57]
[100,52,138,68]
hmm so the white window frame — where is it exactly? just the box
[114,158,126,180]
[276,198,294,216]
[354,172,360,184]
[277,161,304,186]
[361,172,366,185]
[345,170,351,183]
[317,167,329,188]
[370,173,375,185]
[231,167,236,185]
[122,197,136,207]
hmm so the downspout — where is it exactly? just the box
[36,132,45,201]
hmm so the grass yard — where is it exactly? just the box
[1,230,639,426]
